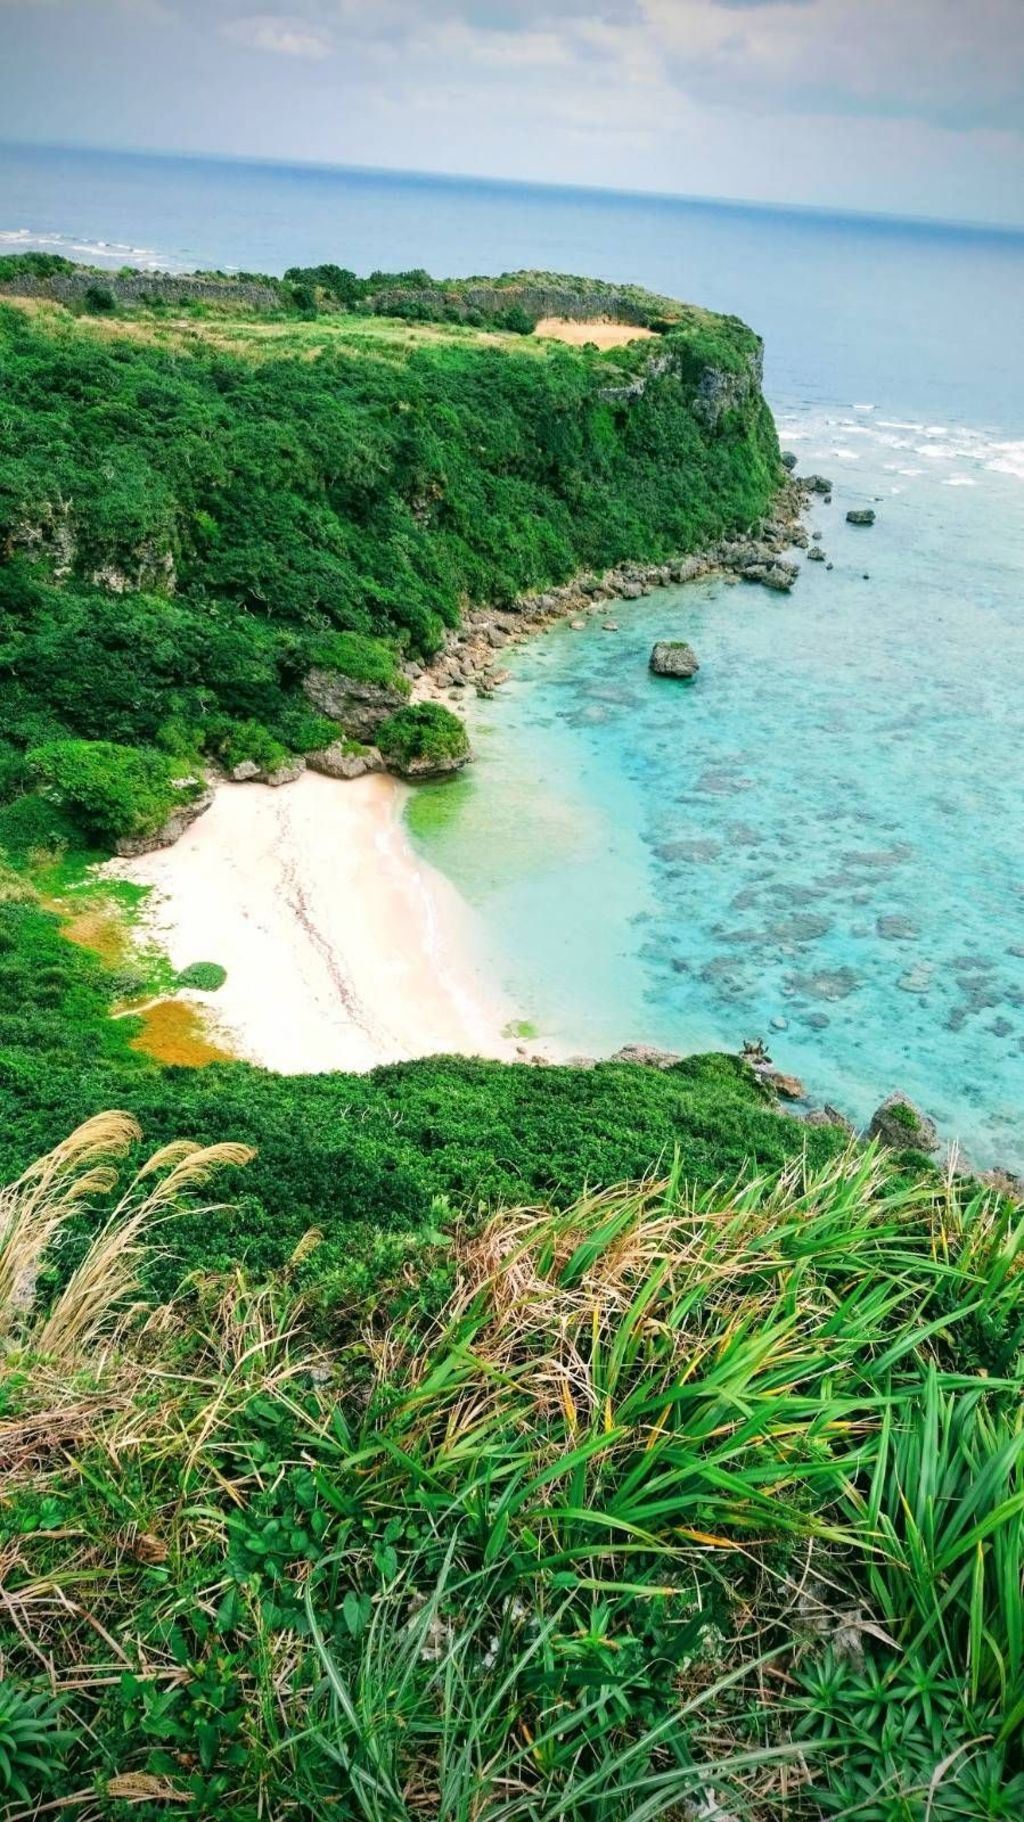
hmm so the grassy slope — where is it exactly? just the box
[3,1127,1022,1819]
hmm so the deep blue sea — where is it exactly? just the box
[3,144,1023,1166]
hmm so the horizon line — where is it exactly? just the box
[3,138,1024,242]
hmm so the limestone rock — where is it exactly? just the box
[868,1092,940,1153]
[266,758,306,787]
[650,640,699,679]
[762,561,799,592]
[303,667,408,741]
[386,747,470,782]
[805,1104,857,1137]
[610,1043,683,1069]
[806,546,827,563]
[799,474,834,495]
[846,508,876,526]
[307,742,385,780]
[228,759,262,783]
[755,1066,806,1101]
[781,450,798,471]
[115,784,213,858]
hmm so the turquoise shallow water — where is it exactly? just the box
[409,411,1024,1169]
[3,147,1023,1161]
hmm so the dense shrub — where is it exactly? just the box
[26,739,196,843]
[175,961,227,992]
[305,631,408,691]
[376,702,469,770]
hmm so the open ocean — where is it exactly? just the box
[3,144,1023,1166]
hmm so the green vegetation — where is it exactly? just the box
[8,259,988,1816]
[0,870,844,1300]
[176,961,227,992]
[0,265,778,844]
[376,701,471,772]
[3,1120,1022,1817]
[26,738,199,844]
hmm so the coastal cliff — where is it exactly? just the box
[0,258,783,853]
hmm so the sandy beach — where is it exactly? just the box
[104,773,523,1074]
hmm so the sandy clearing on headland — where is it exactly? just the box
[534,318,656,349]
[102,772,522,1074]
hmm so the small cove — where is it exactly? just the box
[408,410,1024,1169]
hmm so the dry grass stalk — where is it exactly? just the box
[0,1112,141,1332]
[0,1113,254,1366]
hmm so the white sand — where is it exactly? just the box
[103,773,522,1074]
[534,318,655,349]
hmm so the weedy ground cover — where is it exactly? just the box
[2,1122,1022,1817]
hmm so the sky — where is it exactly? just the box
[1,0,1023,226]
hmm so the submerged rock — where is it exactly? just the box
[650,640,699,679]
[805,1104,857,1136]
[877,914,919,941]
[868,1092,940,1153]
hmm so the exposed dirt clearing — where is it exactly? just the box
[534,318,656,348]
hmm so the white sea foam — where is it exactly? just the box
[0,227,189,272]
[986,443,1024,480]
[944,476,977,487]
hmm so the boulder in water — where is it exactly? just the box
[846,508,876,526]
[650,640,699,679]
[868,1093,939,1153]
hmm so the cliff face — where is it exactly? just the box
[0,270,284,310]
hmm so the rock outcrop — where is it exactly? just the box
[610,1043,684,1069]
[384,747,469,781]
[306,742,385,780]
[228,757,306,786]
[846,508,876,526]
[114,783,213,858]
[303,668,409,742]
[650,640,699,678]
[867,1093,939,1153]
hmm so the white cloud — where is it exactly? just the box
[222,12,333,57]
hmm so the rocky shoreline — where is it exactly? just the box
[413,472,813,710]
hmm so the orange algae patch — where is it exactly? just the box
[534,318,656,349]
[129,999,235,1067]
